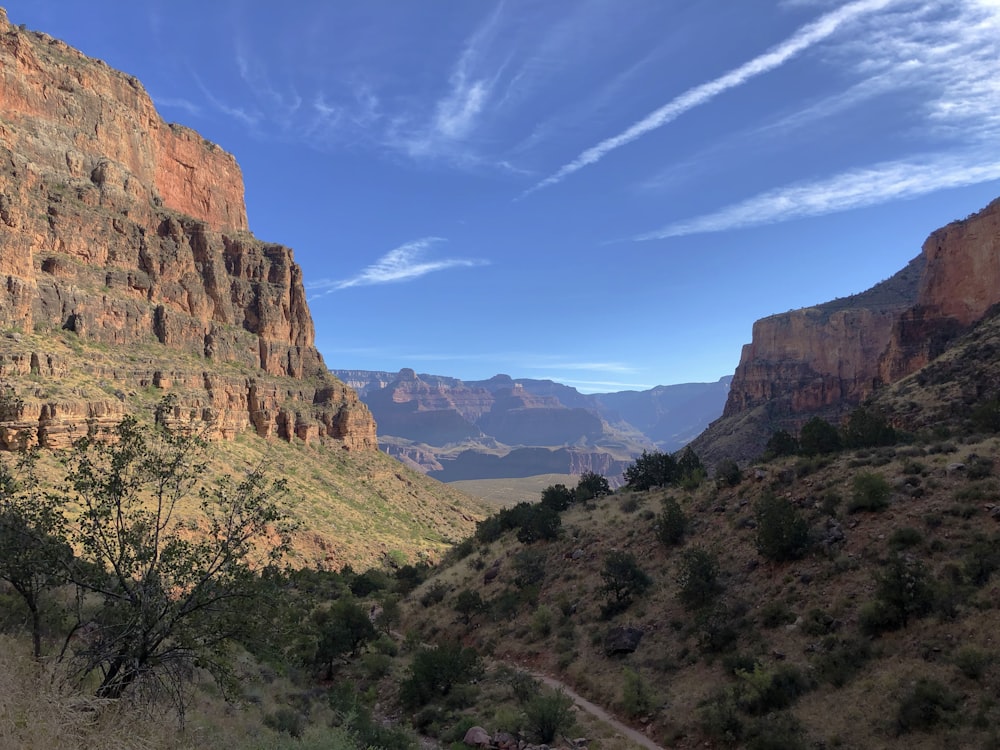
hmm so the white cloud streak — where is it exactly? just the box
[308,238,488,296]
[524,0,897,196]
[638,0,1000,238]
[636,153,1000,239]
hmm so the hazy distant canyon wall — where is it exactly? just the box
[0,12,375,449]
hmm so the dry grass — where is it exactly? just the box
[400,437,1000,749]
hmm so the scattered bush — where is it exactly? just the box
[799,417,841,456]
[600,551,652,616]
[454,589,486,625]
[758,601,795,628]
[754,493,810,562]
[574,472,610,502]
[523,688,576,743]
[540,484,575,512]
[624,450,679,491]
[763,429,798,461]
[715,459,742,487]
[677,547,722,610]
[734,663,812,715]
[847,472,891,513]
[656,496,687,546]
[954,646,992,680]
[420,581,448,608]
[812,636,872,687]
[888,527,923,550]
[622,667,656,718]
[896,678,958,734]
[399,642,483,709]
[841,406,897,449]
[264,707,306,738]
[860,554,935,635]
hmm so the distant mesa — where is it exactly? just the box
[332,368,732,482]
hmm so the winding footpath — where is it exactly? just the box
[523,669,666,750]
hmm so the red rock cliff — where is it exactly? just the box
[0,11,375,451]
[722,194,1000,434]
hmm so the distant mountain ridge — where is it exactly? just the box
[332,368,731,481]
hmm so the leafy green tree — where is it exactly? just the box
[677,547,721,610]
[841,407,897,449]
[399,641,483,708]
[754,493,810,562]
[524,688,576,743]
[516,504,561,543]
[540,483,575,511]
[624,450,678,491]
[0,454,73,658]
[62,415,295,699]
[600,551,652,613]
[798,417,841,456]
[875,553,935,628]
[313,597,377,677]
[677,446,704,482]
[575,472,610,502]
[655,496,687,546]
[848,471,891,513]
[763,429,799,460]
[454,589,486,626]
[715,458,742,487]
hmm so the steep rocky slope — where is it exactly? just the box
[696,196,1000,465]
[0,10,485,565]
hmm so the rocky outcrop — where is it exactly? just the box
[0,12,375,451]
[700,194,1000,463]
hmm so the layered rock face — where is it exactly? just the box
[0,12,375,450]
[718,194,1000,448]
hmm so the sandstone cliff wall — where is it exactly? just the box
[0,12,375,450]
[713,194,1000,459]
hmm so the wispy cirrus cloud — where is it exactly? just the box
[308,238,488,297]
[638,0,1000,239]
[637,153,1000,240]
[524,0,898,196]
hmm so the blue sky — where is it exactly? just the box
[8,1,1000,392]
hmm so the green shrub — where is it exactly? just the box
[600,550,652,616]
[677,547,721,610]
[841,407,897,449]
[622,667,656,718]
[954,646,992,680]
[399,642,483,709]
[763,429,798,461]
[656,496,687,546]
[574,472,610,501]
[799,417,841,456]
[888,527,923,550]
[454,589,486,625]
[896,678,958,733]
[264,707,306,738]
[523,688,576,743]
[715,459,742,486]
[847,472,891,513]
[754,493,810,561]
[758,601,795,628]
[734,663,812,715]
[420,581,448,607]
[540,483,575,511]
[531,605,554,638]
[812,636,872,687]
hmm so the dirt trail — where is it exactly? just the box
[525,669,666,750]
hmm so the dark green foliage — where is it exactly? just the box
[394,562,431,595]
[677,446,705,486]
[695,605,741,654]
[754,493,810,562]
[715,458,742,486]
[0,454,73,658]
[758,601,795,628]
[512,548,547,588]
[677,547,721,610]
[540,483,575,511]
[734,663,812,715]
[600,551,652,616]
[744,713,808,750]
[476,501,562,545]
[763,429,798,460]
[574,472,610,502]
[523,688,576,743]
[312,597,377,677]
[888,526,923,550]
[348,568,392,597]
[812,636,872,687]
[841,406,897,448]
[63,414,294,700]
[624,450,679,491]
[420,581,448,607]
[848,471,891,513]
[971,396,1000,433]
[896,678,958,734]
[954,646,992,680]
[861,554,935,635]
[454,589,486,625]
[264,707,306,738]
[966,454,995,479]
[798,417,841,456]
[963,534,1000,586]
[516,504,561,543]
[399,642,483,709]
[656,496,687,546]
